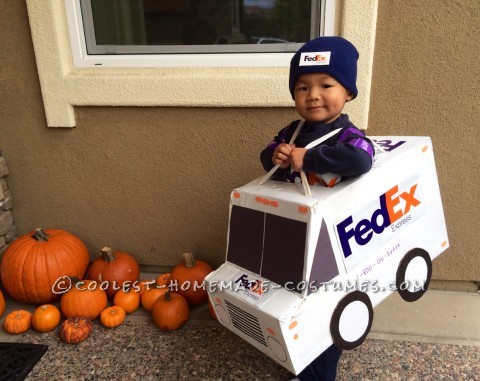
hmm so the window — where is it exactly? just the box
[67,0,335,67]
[28,0,377,127]
[227,205,307,293]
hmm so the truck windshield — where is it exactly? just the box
[227,205,306,293]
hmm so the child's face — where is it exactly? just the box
[293,73,353,123]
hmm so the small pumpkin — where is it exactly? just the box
[141,284,167,312]
[60,317,93,344]
[0,228,89,304]
[4,309,32,334]
[0,289,5,318]
[87,247,140,299]
[113,288,140,314]
[156,273,171,287]
[152,291,189,331]
[60,278,107,320]
[100,306,126,328]
[32,304,61,333]
[170,252,213,305]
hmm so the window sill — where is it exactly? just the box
[66,67,293,107]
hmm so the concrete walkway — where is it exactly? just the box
[370,290,480,346]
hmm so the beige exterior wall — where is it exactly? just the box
[0,1,478,281]
[368,0,479,280]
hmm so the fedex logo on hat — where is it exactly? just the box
[300,51,331,66]
[336,180,423,259]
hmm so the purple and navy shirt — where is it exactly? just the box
[260,114,374,183]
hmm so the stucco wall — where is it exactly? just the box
[369,1,479,280]
[0,1,478,280]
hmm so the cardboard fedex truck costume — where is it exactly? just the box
[205,136,449,375]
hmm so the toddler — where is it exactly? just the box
[260,36,374,189]
[260,36,375,381]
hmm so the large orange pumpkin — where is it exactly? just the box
[87,247,140,298]
[60,279,107,320]
[170,252,213,305]
[0,228,89,304]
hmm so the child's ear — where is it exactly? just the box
[346,92,354,102]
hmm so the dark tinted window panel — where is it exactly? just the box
[262,214,306,293]
[226,206,264,275]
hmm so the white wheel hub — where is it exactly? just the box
[338,300,370,343]
[403,256,428,292]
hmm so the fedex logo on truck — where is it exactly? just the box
[337,182,421,258]
[235,274,266,296]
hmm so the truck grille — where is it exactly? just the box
[225,300,267,347]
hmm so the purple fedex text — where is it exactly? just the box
[337,183,420,258]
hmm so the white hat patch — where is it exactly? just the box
[299,51,331,66]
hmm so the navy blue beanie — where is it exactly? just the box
[289,36,359,100]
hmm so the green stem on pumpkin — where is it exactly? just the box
[101,247,116,262]
[183,252,196,268]
[33,228,49,242]
[165,290,171,301]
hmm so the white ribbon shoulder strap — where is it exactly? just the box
[257,120,342,197]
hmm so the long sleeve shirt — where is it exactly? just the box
[260,114,374,183]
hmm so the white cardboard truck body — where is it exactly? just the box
[205,136,448,375]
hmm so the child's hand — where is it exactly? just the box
[290,147,307,172]
[273,143,293,168]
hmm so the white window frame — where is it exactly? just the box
[67,0,336,68]
[26,0,378,128]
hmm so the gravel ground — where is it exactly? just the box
[7,319,479,381]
